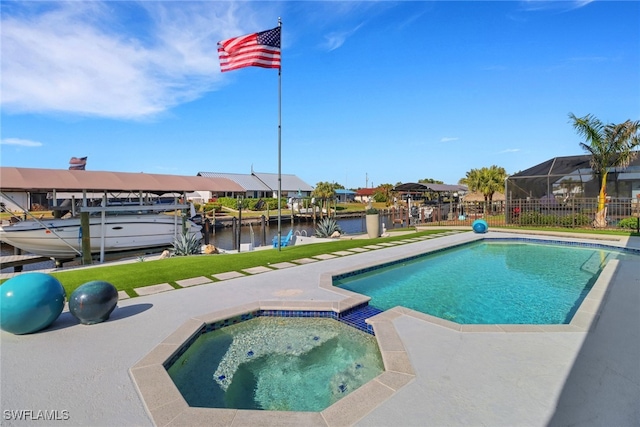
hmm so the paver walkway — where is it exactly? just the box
[122,231,465,297]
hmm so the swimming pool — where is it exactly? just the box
[334,239,637,324]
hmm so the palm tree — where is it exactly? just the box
[312,181,338,219]
[459,168,482,194]
[374,183,394,206]
[459,166,507,203]
[459,166,507,215]
[569,113,640,227]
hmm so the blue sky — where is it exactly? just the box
[1,1,639,189]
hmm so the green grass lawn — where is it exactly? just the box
[45,229,450,298]
[4,224,637,298]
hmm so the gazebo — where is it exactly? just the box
[392,183,468,202]
[392,183,468,222]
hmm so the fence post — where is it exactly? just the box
[232,217,237,250]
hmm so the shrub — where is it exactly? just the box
[216,197,284,211]
[560,213,591,227]
[366,208,379,215]
[516,211,591,227]
[172,230,202,256]
[203,202,221,213]
[373,192,387,203]
[618,216,639,229]
[245,199,262,211]
[315,217,342,238]
[217,197,243,210]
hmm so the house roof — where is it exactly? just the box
[509,153,640,179]
[356,188,376,196]
[197,171,314,193]
[252,172,314,192]
[509,155,593,179]
[0,167,243,193]
[335,189,356,195]
[393,183,468,193]
[197,172,271,191]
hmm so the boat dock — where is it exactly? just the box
[0,254,52,272]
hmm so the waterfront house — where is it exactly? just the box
[195,171,313,202]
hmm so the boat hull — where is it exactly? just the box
[0,214,202,258]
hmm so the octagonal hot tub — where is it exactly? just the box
[167,315,383,411]
[130,301,415,426]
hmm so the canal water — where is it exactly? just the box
[1,215,401,273]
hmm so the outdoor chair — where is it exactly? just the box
[272,229,294,248]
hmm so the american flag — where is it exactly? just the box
[69,156,87,170]
[217,26,281,72]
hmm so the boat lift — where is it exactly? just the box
[0,166,245,266]
[2,189,192,265]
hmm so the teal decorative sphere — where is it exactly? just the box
[69,281,118,325]
[0,273,66,335]
[472,219,489,233]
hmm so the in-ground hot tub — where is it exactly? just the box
[130,302,415,426]
[166,315,384,411]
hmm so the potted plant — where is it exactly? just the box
[365,207,380,238]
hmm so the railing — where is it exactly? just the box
[382,198,640,231]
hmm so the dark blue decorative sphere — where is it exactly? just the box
[69,281,118,325]
[0,273,66,335]
[472,219,489,233]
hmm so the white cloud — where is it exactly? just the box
[498,148,521,153]
[440,137,459,143]
[519,0,594,12]
[0,2,274,120]
[322,23,364,51]
[1,138,43,147]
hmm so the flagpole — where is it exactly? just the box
[277,17,283,251]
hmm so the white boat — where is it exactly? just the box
[0,213,202,258]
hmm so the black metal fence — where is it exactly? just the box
[382,198,640,232]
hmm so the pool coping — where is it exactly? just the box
[129,300,417,427]
[131,236,621,425]
[320,236,621,333]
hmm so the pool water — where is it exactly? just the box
[167,317,384,411]
[335,241,627,324]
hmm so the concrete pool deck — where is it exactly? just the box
[1,231,639,426]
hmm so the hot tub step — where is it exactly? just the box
[339,304,384,335]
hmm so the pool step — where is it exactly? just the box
[339,304,384,335]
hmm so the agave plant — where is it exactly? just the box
[172,230,202,256]
[315,217,342,238]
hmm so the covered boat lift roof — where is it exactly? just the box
[0,167,244,193]
[0,167,246,264]
[393,182,468,193]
